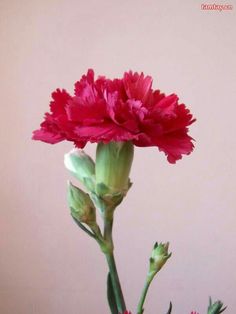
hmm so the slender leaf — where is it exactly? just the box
[166,302,172,314]
[71,215,95,238]
[219,307,227,314]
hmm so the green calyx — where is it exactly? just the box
[149,242,172,275]
[68,181,96,226]
[208,298,227,314]
[95,141,134,205]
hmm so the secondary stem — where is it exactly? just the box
[137,274,155,314]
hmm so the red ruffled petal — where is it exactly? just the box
[32,128,64,144]
[32,69,196,163]
[123,71,153,104]
[74,123,139,144]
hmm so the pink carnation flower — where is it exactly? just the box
[32,69,195,163]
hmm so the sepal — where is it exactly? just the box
[94,180,132,211]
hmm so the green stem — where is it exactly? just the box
[137,274,155,314]
[104,216,114,245]
[104,216,126,313]
[106,252,126,313]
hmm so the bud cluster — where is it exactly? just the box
[65,141,134,217]
[65,141,134,232]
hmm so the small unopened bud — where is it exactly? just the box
[149,242,171,275]
[208,298,226,314]
[64,149,95,191]
[68,181,96,226]
[95,141,134,207]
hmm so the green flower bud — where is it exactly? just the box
[149,242,171,275]
[68,181,96,226]
[64,149,95,191]
[208,298,227,314]
[95,141,134,204]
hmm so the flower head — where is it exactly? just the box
[32,69,195,163]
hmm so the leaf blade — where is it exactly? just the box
[166,301,172,314]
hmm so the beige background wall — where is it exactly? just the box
[1,1,236,313]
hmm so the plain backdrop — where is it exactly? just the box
[0,0,236,313]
